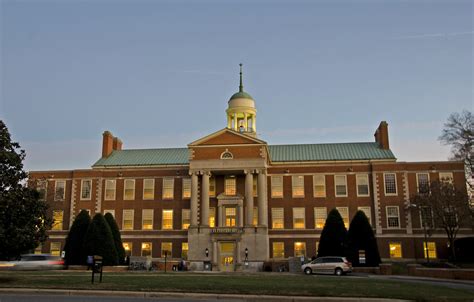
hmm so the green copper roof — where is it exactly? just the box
[229,91,254,101]
[92,142,395,167]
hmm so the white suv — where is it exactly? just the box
[301,256,352,276]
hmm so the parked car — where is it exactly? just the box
[301,256,352,276]
[12,254,64,270]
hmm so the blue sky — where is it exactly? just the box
[1,0,472,171]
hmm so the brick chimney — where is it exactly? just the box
[102,131,122,157]
[374,121,390,150]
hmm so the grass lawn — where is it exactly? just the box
[0,271,473,302]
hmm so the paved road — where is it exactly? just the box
[0,294,222,302]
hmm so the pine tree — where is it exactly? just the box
[63,210,91,265]
[317,208,347,257]
[347,210,381,267]
[104,213,125,264]
[82,213,118,266]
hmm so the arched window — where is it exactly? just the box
[220,149,234,160]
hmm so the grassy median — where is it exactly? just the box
[1,271,473,302]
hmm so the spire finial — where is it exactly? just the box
[239,63,243,92]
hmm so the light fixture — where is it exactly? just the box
[284,169,290,174]
[245,248,249,257]
[205,248,209,258]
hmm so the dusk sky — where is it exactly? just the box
[1,0,473,171]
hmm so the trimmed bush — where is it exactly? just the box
[104,213,126,264]
[347,210,381,267]
[317,208,347,257]
[82,213,118,266]
[64,210,91,265]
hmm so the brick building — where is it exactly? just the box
[30,67,470,271]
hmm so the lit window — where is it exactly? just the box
[162,178,174,199]
[37,180,47,201]
[389,242,402,258]
[143,179,155,200]
[358,206,371,225]
[336,207,349,229]
[34,244,42,254]
[271,176,283,198]
[420,206,433,228]
[356,175,370,196]
[161,242,172,257]
[384,173,397,195]
[52,210,63,231]
[103,209,115,217]
[81,180,92,200]
[50,242,61,256]
[225,177,236,196]
[181,242,188,259]
[273,242,285,258]
[313,174,326,198]
[209,207,216,227]
[272,208,284,229]
[293,207,306,229]
[335,175,347,197]
[182,178,191,199]
[294,242,306,257]
[123,210,134,230]
[142,209,153,230]
[182,209,190,229]
[439,172,453,184]
[423,242,437,259]
[417,173,430,194]
[225,207,236,227]
[253,207,258,226]
[253,177,258,197]
[209,177,216,197]
[386,206,400,228]
[141,242,152,257]
[124,179,135,200]
[123,242,132,256]
[292,175,305,198]
[314,207,327,229]
[104,180,116,200]
[162,210,173,230]
[54,180,66,201]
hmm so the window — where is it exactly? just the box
[389,242,402,258]
[122,209,134,230]
[292,175,305,198]
[384,173,397,195]
[314,207,327,229]
[336,207,349,228]
[253,207,258,226]
[182,209,190,229]
[123,242,132,257]
[420,206,433,228]
[439,172,453,184]
[253,177,258,197]
[34,244,42,254]
[37,180,47,201]
[103,209,115,217]
[444,207,458,226]
[220,150,233,159]
[271,176,283,198]
[181,242,188,259]
[162,178,174,199]
[104,180,116,200]
[293,207,306,229]
[271,208,284,229]
[81,180,92,200]
[142,209,153,230]
[209,177,216,197]
[225,207,236,227]
[162,210,173,230]
[273,242,285,258]
[54,180,66,201]
[386,206,400,228]
[161,242,172,257]
[424,242,437,259]
[294,242,306,257]
[335,175,347,197]
[358,206,371,225]
[143,179,155,200]
[416,173,430,194]
[313,174,326,197]
[356,175,370,196]
[50,242,61,257]
[224,177,236,196]
[209,207,216,227]
[141,242,152,257]
[52,210,63,230]
[182,178,191,199]
[124,179,135,200]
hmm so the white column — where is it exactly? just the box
[190,172,199,226]
[233,113,237,130]
[212,240,218,264]
[245,170,254,226]
[218,205,224,227]
[201,171,210,226]
[257,170,268,226]
[227,114,231,128]
[236,241,241,264]
[238,204,244,227]
[243,113,248,131]
[252,115,256,132]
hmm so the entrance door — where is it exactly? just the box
[219,242,235,272]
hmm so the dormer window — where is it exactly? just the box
[220,149,233,160]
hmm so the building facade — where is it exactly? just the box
[30,68,470,271]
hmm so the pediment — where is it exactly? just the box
[188,128,267,147]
